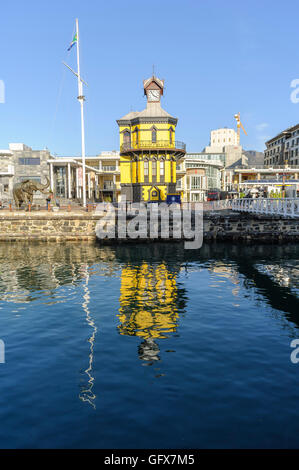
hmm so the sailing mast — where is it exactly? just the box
[75,19,87,208]
[64,19,87,207]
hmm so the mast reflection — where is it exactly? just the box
[79,265,97,409]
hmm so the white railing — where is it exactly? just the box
[204,200,233,211]
[231,198,299,218]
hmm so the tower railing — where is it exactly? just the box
[120,140,186,153]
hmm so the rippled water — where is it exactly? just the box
[0,241,298,449]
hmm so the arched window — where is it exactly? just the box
[144,159,149,177]
[171,157,175,182]
[152,159,157,177]
[152,128,157,143]
[169,127,174,145]
[123,130,131,149]
[134,128,139,147]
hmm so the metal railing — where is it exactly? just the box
[120,140,186,152]
[231,198,299,218]
[204,200,233,211]
[235,165,299,170]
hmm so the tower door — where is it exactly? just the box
[149,187,160,201]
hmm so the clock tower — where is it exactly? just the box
[116,75,186,202]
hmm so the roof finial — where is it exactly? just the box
[152,64,155,77]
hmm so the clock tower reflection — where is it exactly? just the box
[117,261,187,364]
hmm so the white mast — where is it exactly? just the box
[75,18,87,207]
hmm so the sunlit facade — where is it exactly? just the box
[117,76,186,202]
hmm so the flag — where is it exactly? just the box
[67,33,77,51]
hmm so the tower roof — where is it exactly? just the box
[143,76,164,95]
[117,76,177,124]
[118,101,176,121]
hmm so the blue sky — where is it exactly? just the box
[0,0,299,155]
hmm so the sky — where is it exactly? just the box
[1,0,299,156]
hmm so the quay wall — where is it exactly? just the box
[0,212,102,242]
[0,211,298,243]
[203,212,299,242]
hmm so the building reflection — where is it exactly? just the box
[117,262,187,364]
[0,241,298,400]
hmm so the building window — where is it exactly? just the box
[135,128,139,146]
[144,160,149,176]
[169,127,174,144]
[18,157,40,165]
[152,128,157,143]
[19,176,41,183]
[123,131,131,147]
[160,160,164,176]
[102,165,116,171]
[152,159,157,176]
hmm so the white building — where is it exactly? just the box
[177,153,224,202]
[209,128,238,149]
[204,127,247,168]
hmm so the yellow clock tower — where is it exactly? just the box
[116,76,186,202]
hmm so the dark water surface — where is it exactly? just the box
[0,241,298,449]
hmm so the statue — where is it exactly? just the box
[13,177,50,209]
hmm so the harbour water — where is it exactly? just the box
[0,241,298,449]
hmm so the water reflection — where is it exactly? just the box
[117,262,187,364]
[79,265,97,409]
[0,241,298,404]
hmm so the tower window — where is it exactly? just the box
[152,160,157,176]
[169,127,174,144]
[160,160,164,176]
[152,128,157,143]
[144,160,149,176]
[123,131,131,147]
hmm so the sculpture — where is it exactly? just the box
[13,177,50,209]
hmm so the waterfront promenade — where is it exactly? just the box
[0,201,298,243]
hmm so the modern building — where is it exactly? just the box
[223,166,299,196]
[48,151,121,202]
[203,127,247,168]
[116,75,186,202]
[0,143,122,205]
[208,128,238,148]
[0,143,51,202]
[264,123,299,166]
[178,153,224,201]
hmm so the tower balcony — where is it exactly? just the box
[120,140,186,154]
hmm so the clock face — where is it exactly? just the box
[148,89,160,102]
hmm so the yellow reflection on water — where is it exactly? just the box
[118,262,180,341]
